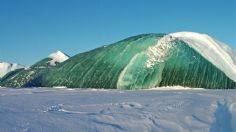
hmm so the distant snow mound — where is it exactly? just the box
[0,62,26,78]
[48,51,69,66]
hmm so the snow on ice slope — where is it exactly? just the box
[48,51,69,66]
[0,62,26,78]
[169,32,236,82]
[0,87,235,132]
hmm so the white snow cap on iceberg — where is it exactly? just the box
[0,62,26,78]
[48,51,69,66]
[169,31,236,82]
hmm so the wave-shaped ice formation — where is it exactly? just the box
[169,32,236,82]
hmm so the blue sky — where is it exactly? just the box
[0,0,235,65]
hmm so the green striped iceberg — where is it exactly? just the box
[1,32,236,89]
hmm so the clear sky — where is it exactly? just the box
[0,0,235,65]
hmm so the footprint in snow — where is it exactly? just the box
[118,102,143,109]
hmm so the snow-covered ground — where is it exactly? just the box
[0,87,235,132]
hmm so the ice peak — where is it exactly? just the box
[48,51,69,66]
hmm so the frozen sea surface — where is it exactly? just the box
[0,87,235,132]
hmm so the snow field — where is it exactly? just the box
[0,88,235,132]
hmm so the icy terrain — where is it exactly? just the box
[0,87,235,132]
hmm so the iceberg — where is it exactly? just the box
[1,32,236,89]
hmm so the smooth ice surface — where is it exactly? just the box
[0,62,26,78]
[170,32,236,82]
[0,87,235,132]
[48,51,69,66]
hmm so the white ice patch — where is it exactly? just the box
[169,32,236,82]
[0,62,26,78]
[147,86,205,90]
[146,35,176,68]
[48,51,69,66]
[53,86,68,89]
